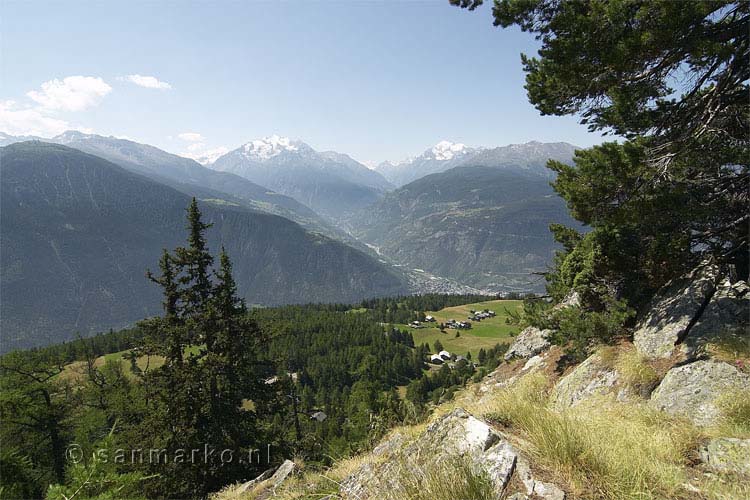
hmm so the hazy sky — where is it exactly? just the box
[2,1,606,163]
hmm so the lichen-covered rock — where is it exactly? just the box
[682,279,749,359]
[633,261,720,358]
[551,354,618,410]
[340,408,564,499]
[699,438,750,475]
[505,326,553,361]
[650,360,750,426]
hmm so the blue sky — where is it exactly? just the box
[1,1,605,163]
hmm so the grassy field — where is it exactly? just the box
[397,299,523,357]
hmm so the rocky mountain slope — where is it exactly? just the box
[348,165,581,292]
[0,142,408,351]
[217,260,749,500]
[209,135,393,223]
[375,141,578,187]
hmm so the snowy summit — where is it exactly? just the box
[241,134,301,160]
[428,140,468,161]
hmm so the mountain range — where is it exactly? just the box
[0,142,408,351]
[0,131,341,238]
[374,140,577,187]
[208,135,393,222]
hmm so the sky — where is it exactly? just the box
[1,1,606,164]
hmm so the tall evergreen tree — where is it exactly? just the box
[139,199,270,498]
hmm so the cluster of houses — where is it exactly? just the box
[429,350,470,365]
[468,309,496,322]
[444,319,472,330]
[409,315,437,329]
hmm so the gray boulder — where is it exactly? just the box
[699,437,750,475]
[551,353,621,410]
[515,458,566,500]
[236,459,297,498]
[634,261,720,358]
[650,360,750,426]
[681,279,749,359]
[505,326,553,361]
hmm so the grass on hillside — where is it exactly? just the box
[397,299,523,356]
[57,345,205,383]
[476,369,750,500]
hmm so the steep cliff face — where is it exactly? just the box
[216,262,749,500]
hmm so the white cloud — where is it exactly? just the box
[26,76,112,112]
[0,100,91,137]
[178,132,204,142]
[122,74,172,90]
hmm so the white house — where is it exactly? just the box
[310,411,327,422]
[430,354,444,364]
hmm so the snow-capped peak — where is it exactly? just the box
[54,130,97,144]
[428,140,468,161]
[241,134,300,160]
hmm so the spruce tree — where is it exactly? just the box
[139,200,270,497]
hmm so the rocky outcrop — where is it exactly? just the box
[236,460,297,498]
[681,279,749,359]
[505,326,553,361]
[650,360,750,426]
[340,408,565,499]
[699,438,750,476]
[633,261,720,359]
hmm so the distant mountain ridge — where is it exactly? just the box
[0,142,408,351]
[209,135,393,222]
[375,140,578,186]
[0,131,352,240]
[349,163,581,292]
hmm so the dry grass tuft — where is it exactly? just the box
[481,372,706,500]
[614,346,661,395]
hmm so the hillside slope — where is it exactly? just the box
[220,263,750,500]
[349,165,580,292]
[0,142,407,351]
